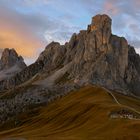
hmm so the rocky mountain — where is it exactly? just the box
[0,14,139,125]
[0,48,26,81]
[0,14,139,95]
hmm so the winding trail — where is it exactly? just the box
[101,87,140,120]
[102,87,121,106]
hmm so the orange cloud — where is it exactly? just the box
[0,18,45,58]
[0,5,46,63]
[0,29,39,57]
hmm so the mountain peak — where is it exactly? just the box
[0,14,139,96]
[91,14,111,31]
[91,14,111,25]
[87,14,112,45]
[0,48,26,70]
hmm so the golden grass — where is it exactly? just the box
[114,92,140,112]
[0,85,140,140]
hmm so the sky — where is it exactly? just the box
[0,0,140,65]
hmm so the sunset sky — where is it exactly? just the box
[0,0,140,64]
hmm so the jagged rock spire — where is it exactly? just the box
[0,14,139,96]
[88,14,112,45]
[91,14,112,31]
[0,48,26,70]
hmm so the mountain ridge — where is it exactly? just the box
[0,14,139,126]
[0,14,139,95]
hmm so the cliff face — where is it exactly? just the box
[35,14,139,95]
[126,47,140,96]
[0,14,139,96]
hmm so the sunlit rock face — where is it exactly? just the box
[0,14,139,96]
[67,14,130,91]
[91,14,112,45]
[85,15,112,62]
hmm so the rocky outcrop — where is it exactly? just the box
[89,14,112,45]
[125,46,140,96]
[0,14,139,96]
[0,48,26,81]
[37,42,66,69]
[0,48,26,70]
[0,60,44,90]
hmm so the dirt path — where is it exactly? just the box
[102,87,140,119]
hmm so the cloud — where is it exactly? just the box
[102,0,140,53]
[135,48,140,55]
[22,0,50,5]
[0,0,79,64]
[126,36,140,48]
[0,0,140,64]
[0,2,47,63]
[103,0,120,16]
[129,24,140,36]
[44,19,80,44]
[0,0,81,64]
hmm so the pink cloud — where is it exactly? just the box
[103,1,120,16]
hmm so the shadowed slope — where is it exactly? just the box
[0,86,140,140]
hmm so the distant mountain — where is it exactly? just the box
[0,48,26,81]
[0,14,139,125]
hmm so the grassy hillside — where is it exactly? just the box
[0,85,140,140]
